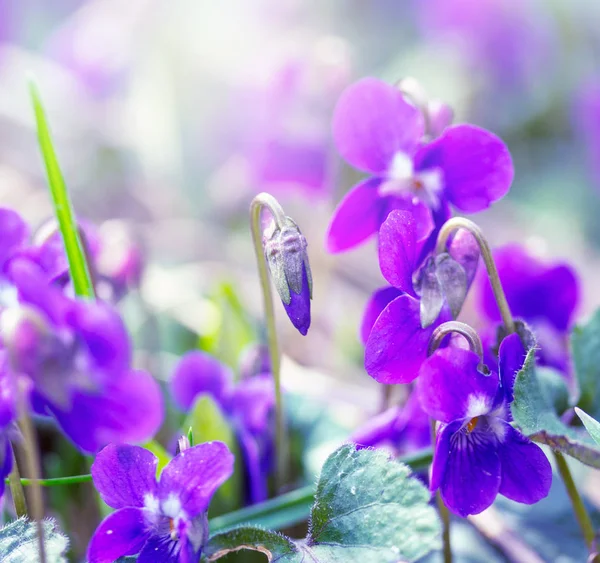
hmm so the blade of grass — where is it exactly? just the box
[29,79,95,299]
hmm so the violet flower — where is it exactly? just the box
[364,210,479,384]
[170,350,274,504]
[417,334,552,517]
[326,77,514,253]
[0,207,29,309]
[2,257,163,453]
[88,441,234,562]
[477,243,579,373]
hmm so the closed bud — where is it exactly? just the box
[263,216,312,335]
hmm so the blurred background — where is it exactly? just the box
[3,0,600,559]
[3,0,600,479]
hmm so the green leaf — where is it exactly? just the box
[29,79,95,299]
[511,349,600,467]
[185,395,242,514]
[205,444,441,562]
[571,308,600,418]
[575,407,600,446]
[0,518,69,563]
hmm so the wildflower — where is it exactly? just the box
[364,210,478,383]
[263,216,312,335]
[477,243,579,372]
[418,334,551,516]
[2,257,163,453]
[326,77,513,253]
[170,350,274,503]
[88,441,234,562]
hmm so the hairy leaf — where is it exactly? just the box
[0,518,69,563]
[572,309,600,418]
[575,407,600,447]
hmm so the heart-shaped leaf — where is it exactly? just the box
[205,444,441,562]
[572,309,600,419]
[0,518,69,563]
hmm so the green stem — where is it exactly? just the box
[6,474,93,487]
[430,419,452,563]
[436,217,515,335]
[250,193,287,491]
[554,451,596,550]
[208,448,433,533]
[8,453,27,517]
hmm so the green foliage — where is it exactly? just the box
[511,349,600,467]
[0,518,69,563]
[205,444,441,562]
[575,407,600,446]
[572,309,600,419]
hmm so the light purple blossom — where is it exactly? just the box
[326,77,513,253]
[417,334,552,516]
[88,441,234,562]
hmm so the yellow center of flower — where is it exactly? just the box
[169,518,178,541]
[466,417,479,433]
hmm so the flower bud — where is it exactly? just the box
[263,216,312,335]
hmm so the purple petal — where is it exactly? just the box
[0,208,28,267]
[360,286,404,345]
[158,441,234,517]
[170,351,232,412]
[282,262,311,335]
[91,444,158,509]
[0,438,12,498]
[416,124,514,212]
[498,333,526,403]
[497,421,551,504]
[229,374,274,436]
[50,369,164,453]
[87,507,151,562]
[350,407,399,449]
[237,428,268,504]
[365,294,446,384]
[430,420,461,492]
[378,210,417,293]
[325,177,386,253]
[392,390,432,454]
[137,534,180,563]
[332,77,424,174]
[447,227,480,288]
[417,347,499,423]
[440,423,502,517]
[67,300,131,373]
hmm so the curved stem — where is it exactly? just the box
[250,193,287,490]
[554,451,596,550]
[436,218,515,334]
[430,419,452,563]
[8,452,27,517]
[428,321,485,369]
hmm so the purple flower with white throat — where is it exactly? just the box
[88,441,234,562]
[477,243,579,373]
[170,349,274,504]
[363,210,479,384]
[326,77,514,253]
[417,334,551,517]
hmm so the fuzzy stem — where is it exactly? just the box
[436,217,515,334]
[250,193,287,490]
[554,451,596,550]
[430,419,452,563]
[8,453,27,517]
[428,321,486,370]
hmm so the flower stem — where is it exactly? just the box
[8,452,27,517]
[5,473,93,487]
[554,451,596,550]
[436,217,515,334]
[250,193,287,490]
[430,419,452,563]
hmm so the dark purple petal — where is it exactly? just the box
[430,420,461,492]
[0,208,28,268]
[229,374,274,436]
[91,444,158,509]
[478,244,579,332]
[325,177,386,253]
[417,347,499,423]
[137,534,179,563]
[158,441,234,517]
[378,210,417,293]
[237,428,268,504]
[50,369,164,453]
[497,421,551,504]
[440,423,502,517]
[416,124,514,212]
[360,286,404,345]
[282,261,311,335]
[365,294,447,384]
[498,333,526,403]
[350,407,399,449]
[0,438,12,498]
[392,390,432,454]
[170,351,232,412]
[87,507,151,562]
[332,77,424,174]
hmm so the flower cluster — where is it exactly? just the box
[332,76,567,516]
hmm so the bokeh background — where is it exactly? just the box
[2,3,600,554]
